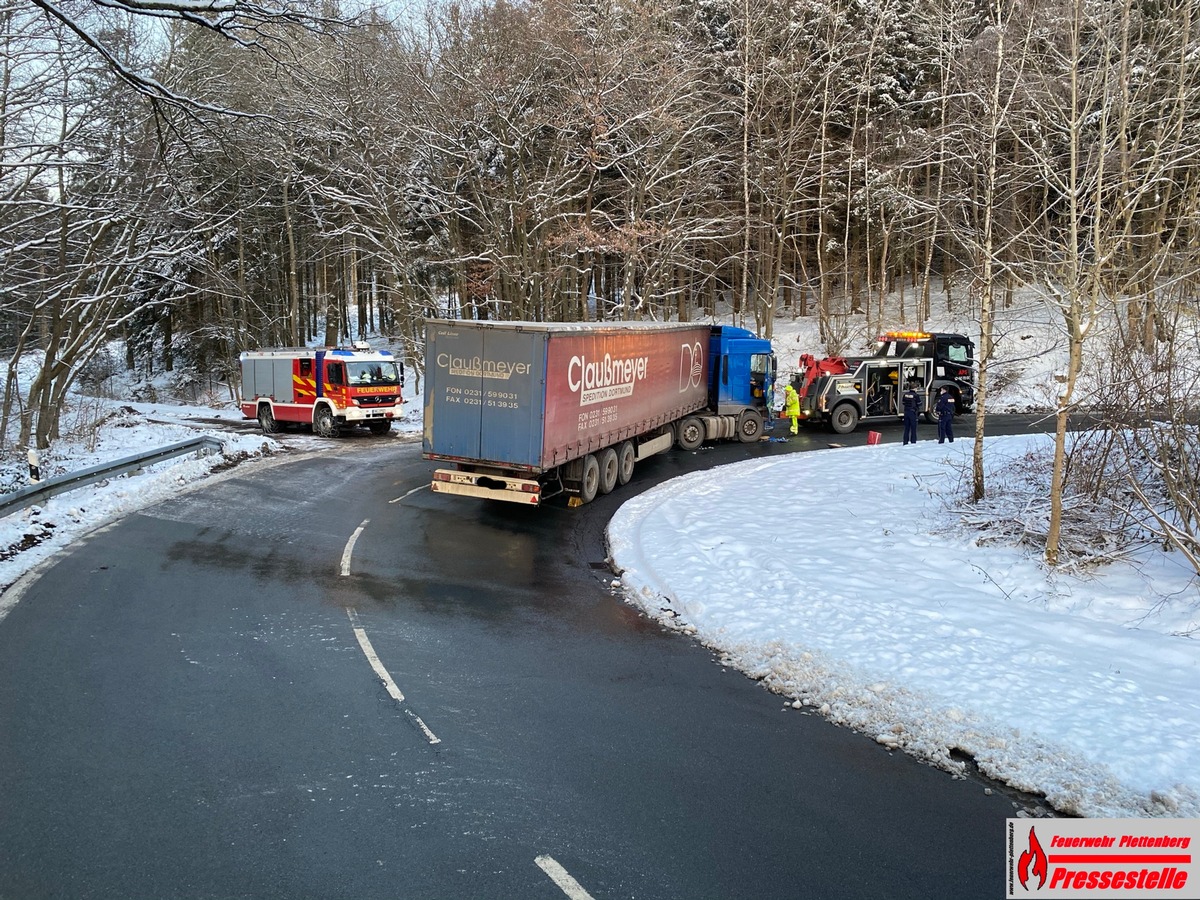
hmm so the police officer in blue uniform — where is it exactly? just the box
[935,386,956,443]
[902,380,921,444]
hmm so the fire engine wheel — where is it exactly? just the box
[829,403,859,435]
[257,405,280,435]
[597,447,619,495]
[368,420,392,436]
[616,441,636,486]
[313,406,339,438]
[579,453,600,504]
[737,410,763,443]
[677,416,705,451]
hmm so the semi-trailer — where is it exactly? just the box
[422,319,775,506]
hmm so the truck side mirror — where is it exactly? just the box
[399,362,405,388]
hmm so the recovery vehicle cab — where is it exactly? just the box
[795,331,975,434]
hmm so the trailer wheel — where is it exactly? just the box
[579,454,600,504]
[677,416,705,451]
[829,403,859,434]
[617,441,636,486]
[368,420,391,436]
[257,404,280,435]
[598,447,619,495]
[737,410,763,443]
[313,406,339,438]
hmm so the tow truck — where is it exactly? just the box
[794,331,975,434]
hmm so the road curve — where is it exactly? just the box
[0,420,1045,900]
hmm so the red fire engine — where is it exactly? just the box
[239,344,405,437]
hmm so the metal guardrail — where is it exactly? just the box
[0,436,226,519]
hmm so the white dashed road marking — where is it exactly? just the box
[389,485,428,504]
[340,519,369,576]
[346,607,441,745]
[535,856,596,900]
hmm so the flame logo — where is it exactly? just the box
[1018,826,1048,891]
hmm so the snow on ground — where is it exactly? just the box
[1,299,1196,819]
[0,403,272,609]
[0,395,425,609]
[607,435,1200,820]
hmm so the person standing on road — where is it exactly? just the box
[782,382,800,435]
[935,386,956,444]
[902,380,921,445]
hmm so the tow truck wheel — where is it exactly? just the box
[677,416,705,451]
[579,454,600,504]
[924,395,939,424]
[257,405,280,435]
[616,441,636,486]
[313,406,339,438]
[368,420,391,436]
[598,447,619,495]
[737,410,762,442]
[829,403,859,434]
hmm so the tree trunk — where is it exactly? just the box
[282,177,301,346]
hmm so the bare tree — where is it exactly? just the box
[1006,0,1200,564]
[25,0,343,108]
[940,0,1034,502]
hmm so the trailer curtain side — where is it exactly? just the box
[424,321,712,472]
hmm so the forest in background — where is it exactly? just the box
[2,0,1200,567]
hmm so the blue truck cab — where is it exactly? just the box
[709,326,776,418]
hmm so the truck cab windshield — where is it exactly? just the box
[348,362,401,386]
[941,340,972,363]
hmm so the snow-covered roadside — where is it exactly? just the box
[0,412,276,612]
[607,435,1200,819]
[0,397,426,610]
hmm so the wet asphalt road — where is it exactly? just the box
[0,416,1053,899]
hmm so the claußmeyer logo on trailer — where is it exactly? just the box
[568,352,649,406]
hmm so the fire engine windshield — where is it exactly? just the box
[347,361,401,386]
